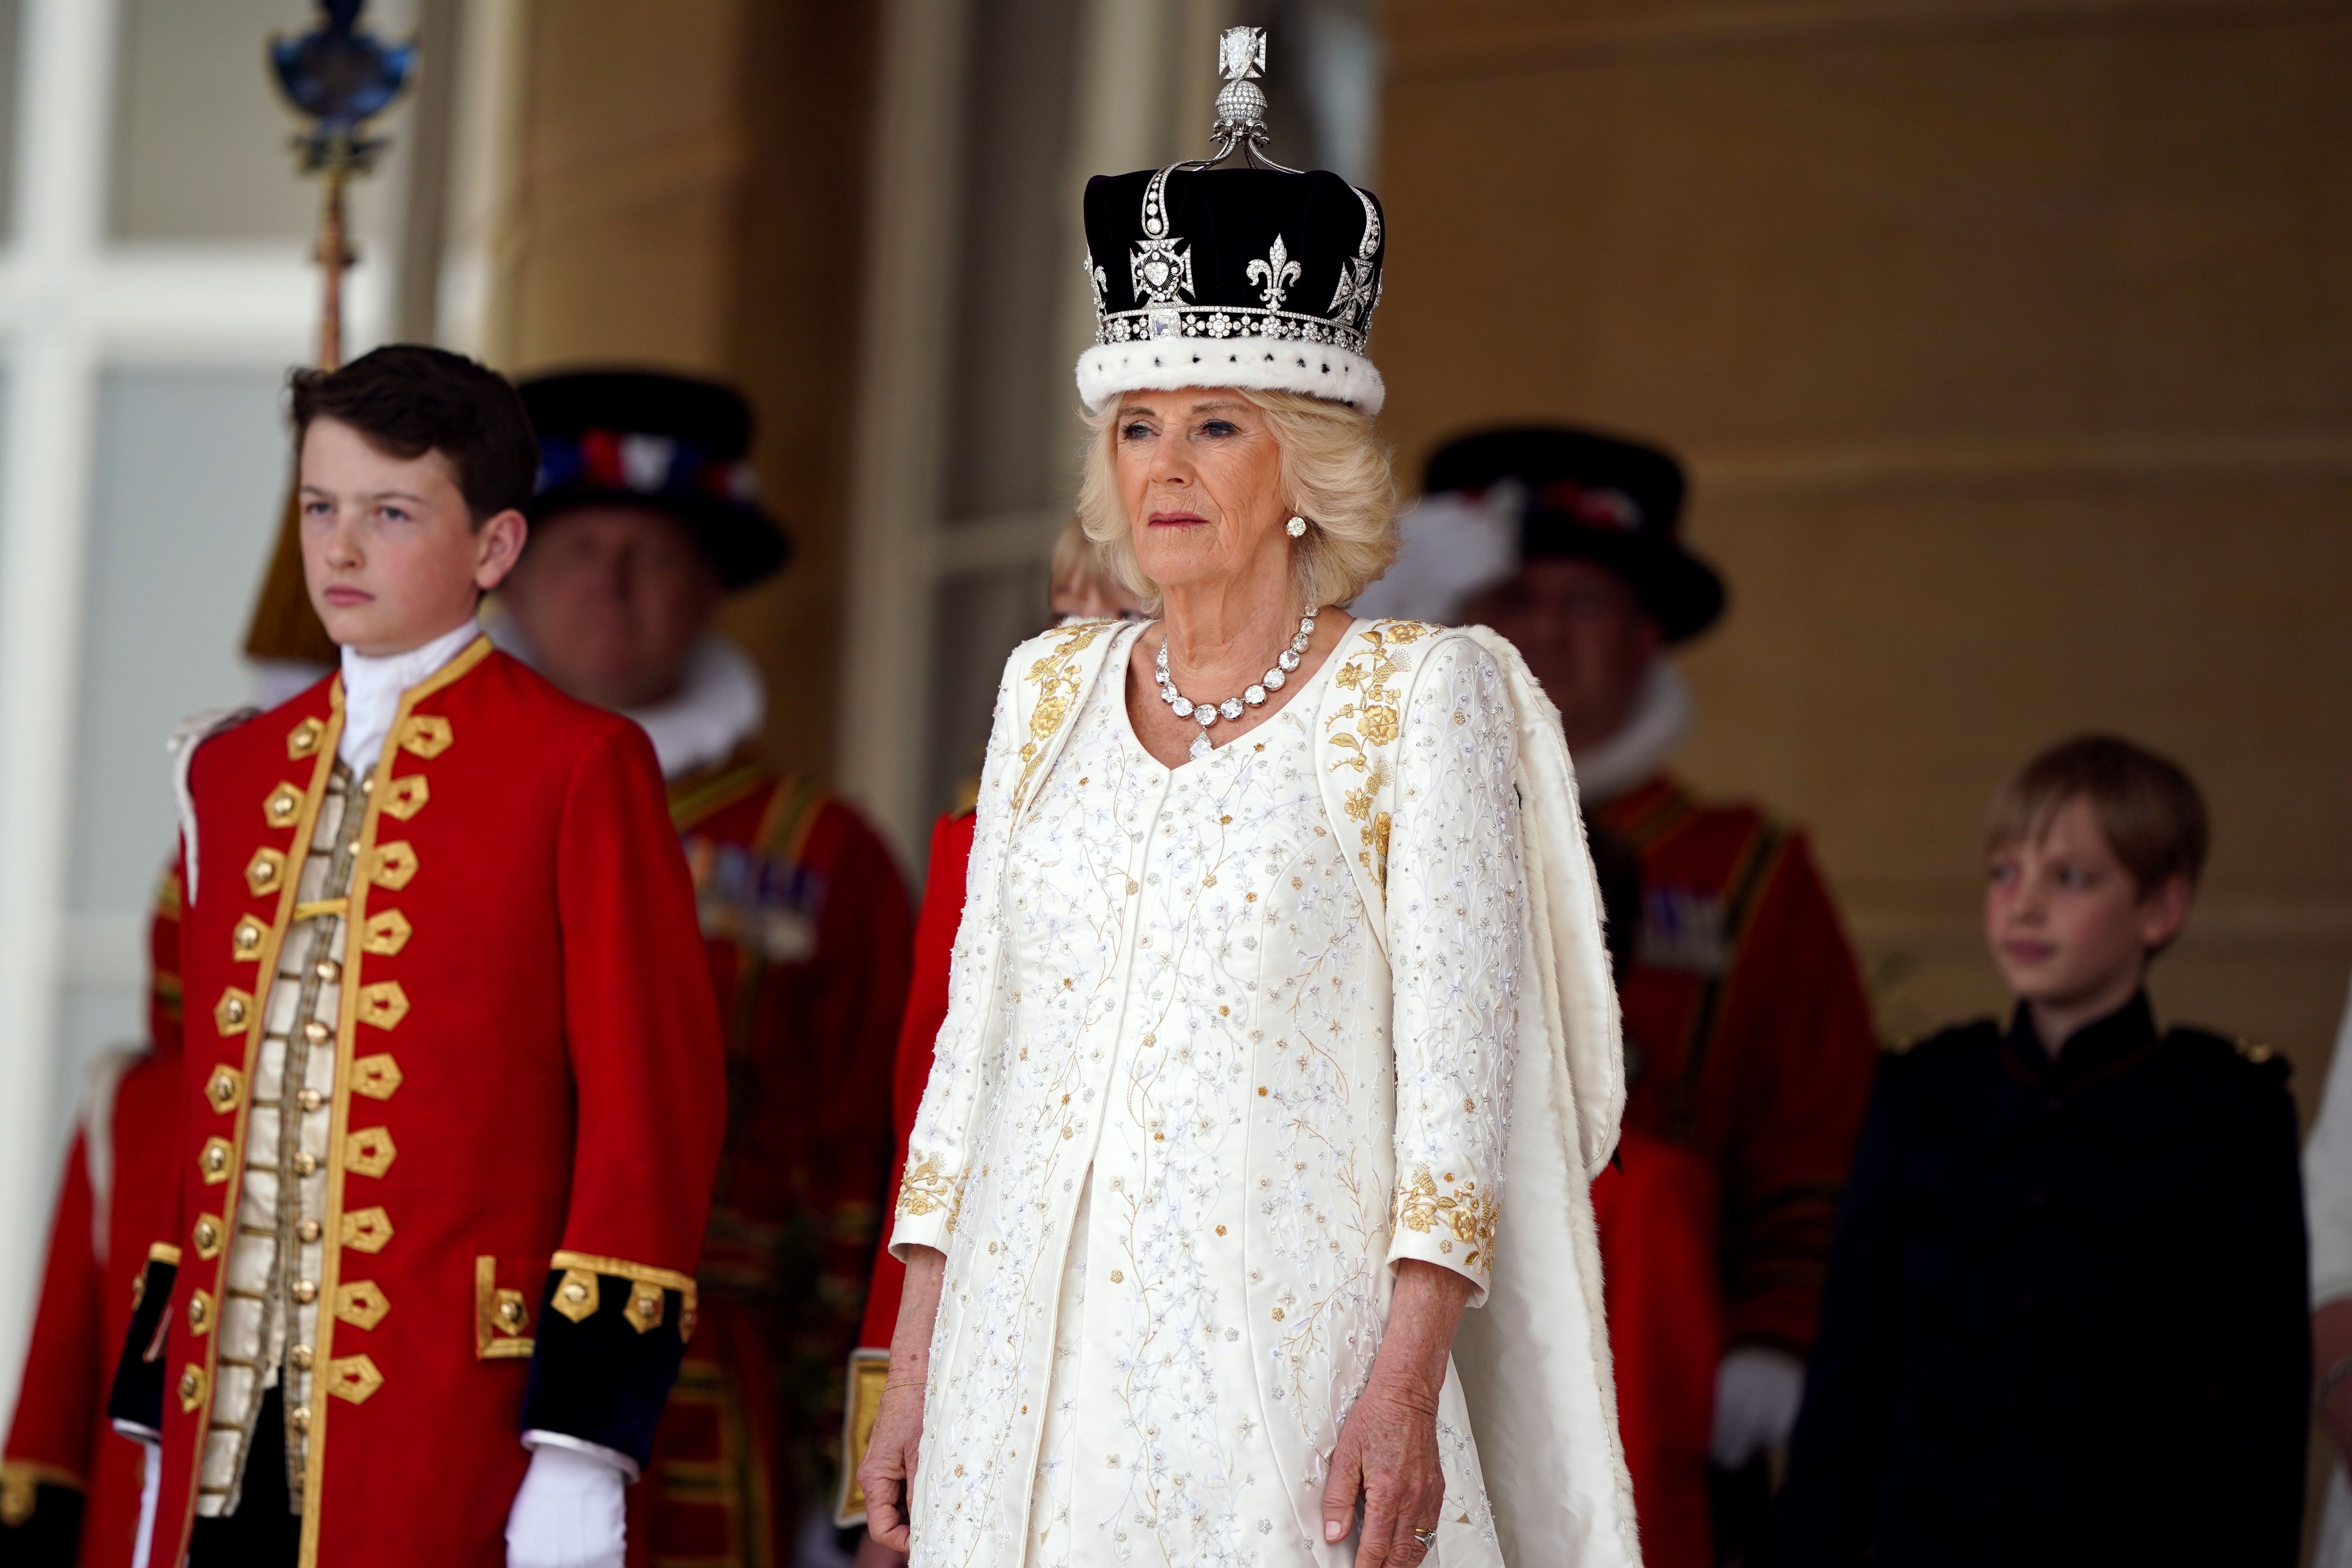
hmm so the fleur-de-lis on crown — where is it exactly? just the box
[1248,234,1301,311]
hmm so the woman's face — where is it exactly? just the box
[1113,388,1288,598]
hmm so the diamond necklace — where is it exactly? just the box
[1155,604,1320,760]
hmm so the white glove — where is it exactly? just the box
[505,1441,629,1568]
[1710,1346,1805,1469]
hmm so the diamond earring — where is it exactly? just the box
[1285,515,1308,538]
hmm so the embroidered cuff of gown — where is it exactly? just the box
[1387,1162,1499,1303]
[105,1250,179,1440]
[519,1252,697,1470]
[888,1149,958,1261]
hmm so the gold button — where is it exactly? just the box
[293,1151,318,1176]
[177,1369,200,1400]
[498,1298,526,1329]
[290,1345,313,1371]
[297,1220,321,1243]
[293,1279,318,1303]
[316,959,340,983]
[360,774,375,792]
[563,1282,589,1303]
[304,1021,330,1044]
[202,1143,229,1173]
[298,1088,324,1112]
[223,998,247,1025]
[193,1219,218,1250]
[289,1404,311,1432]
[188,1295,209,1329]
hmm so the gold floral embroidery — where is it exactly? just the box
[1323,621,1436,886]
[1010,622,1111,818]
[1393,1164,1500,1275]
[896,1152,958,1220]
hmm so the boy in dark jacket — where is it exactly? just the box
[1777,734,2307,1567]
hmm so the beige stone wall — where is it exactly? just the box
[485,0,875,783]
[1380,0,2352,1117]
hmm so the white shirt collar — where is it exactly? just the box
[338,619,483,773]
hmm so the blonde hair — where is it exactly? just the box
[1076,386,1399,611]
[1984,733,2209,894]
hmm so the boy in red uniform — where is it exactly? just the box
[105,346,726,1568]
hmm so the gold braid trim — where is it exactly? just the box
[548,1250,699,1309]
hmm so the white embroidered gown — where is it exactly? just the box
[897,621,1530,1568]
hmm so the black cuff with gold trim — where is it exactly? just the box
[0,1463,85,1566]
[105,1249,178,1439]
[519,1252,697,1469]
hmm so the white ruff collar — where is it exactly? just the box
[488,618,765,780]
[1571,658,1691,805]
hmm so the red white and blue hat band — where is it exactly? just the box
[534,428,759,506]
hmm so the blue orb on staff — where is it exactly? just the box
[268,0,415,367]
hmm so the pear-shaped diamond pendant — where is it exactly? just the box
[1157,604,1319,758]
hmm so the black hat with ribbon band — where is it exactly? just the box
[1076,27,1387,416]
[1424,425,1725,644]
[519,369,791,590]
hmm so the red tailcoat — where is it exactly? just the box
[2,873,184,1568]
[1591,1131,1724,1568]
[1595,774,1878,1355]
[120,641,725,1568]
[636,764,910,1566]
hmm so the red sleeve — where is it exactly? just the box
[554,722,728,1272]
[5,1131,103,1484]
[855,811,974,1352]
[1594,1132,1725,1568]
[524,722,730,1465]
[1720,833,1880,1353]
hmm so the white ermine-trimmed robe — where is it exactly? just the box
[891,618,1640,1568]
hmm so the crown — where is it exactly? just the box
[1074,28,1388,414]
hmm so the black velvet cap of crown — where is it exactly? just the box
[1081,167,1385,358]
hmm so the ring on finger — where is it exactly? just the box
[1412,1527,1439,1550]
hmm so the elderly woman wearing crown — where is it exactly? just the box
[858,33,1637,1568]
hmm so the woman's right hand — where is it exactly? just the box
[860,1246,947,1554]
[859,1379,927,1553]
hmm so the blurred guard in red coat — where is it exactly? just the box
[1360,426,1881,1554]
[1,871,185,1567]
[1586,820,1727,1568]
[499,371,913,1568]
[105,348,726,1568]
